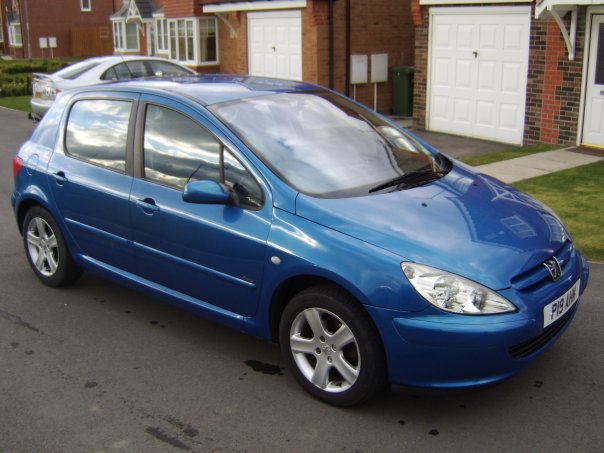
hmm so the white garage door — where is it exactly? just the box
[428,7,531,145]
[248,10,302,81]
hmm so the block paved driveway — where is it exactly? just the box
[1,107,603,452]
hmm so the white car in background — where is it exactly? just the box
[30,56,196,119]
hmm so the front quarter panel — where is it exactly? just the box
[249,207,429,339]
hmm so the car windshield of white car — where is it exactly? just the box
[210,91,449,198]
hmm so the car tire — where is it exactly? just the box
[279,284,387,406]
[22,206,82,287]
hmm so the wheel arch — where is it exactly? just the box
[16,197,47,234]
[268,274,384,352]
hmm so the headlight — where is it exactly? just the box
[401,263,516,315]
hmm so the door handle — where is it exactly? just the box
[136,198,160,214]
[51,171,68,186]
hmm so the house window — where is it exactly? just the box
[169,18,195,63]
[112,20,139,52]
[125,22,138,50]
[169,21,176,60]
[166,17,218,65]
[155,18,168,53]
[199,18,217,64]
[9,23,22,47]
[81,0,91,12]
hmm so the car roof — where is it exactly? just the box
[48,55,196,80]
[77,55,184,64]
[96,75,321,105]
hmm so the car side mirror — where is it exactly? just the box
[182,180,237,206]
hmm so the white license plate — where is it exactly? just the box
[543,280,580,328]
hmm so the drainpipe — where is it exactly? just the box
[345,0,350,96]
[22,0,31,60]
[328,0,334,89]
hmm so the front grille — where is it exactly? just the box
[511,241,574,292]
[509,306,576,359]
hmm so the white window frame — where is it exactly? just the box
[112,19,140,52]
[166,17,218,66]
[198,17,219,65]
[9,22,22,47]
[168,18,196,64]
[81,0,92,12]
[155,18,169,54]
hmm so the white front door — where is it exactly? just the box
[248,10,302,81]
[428,7,531,145]
[582,14,604,148]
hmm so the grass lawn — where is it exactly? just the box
[0,95,30,112]
[514,161,604,262]
[460,144,561,166]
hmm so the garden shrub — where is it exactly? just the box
[0,58,73,97]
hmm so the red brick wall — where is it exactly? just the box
[314,0,415,114]
[412,3,428,129]
[524,9,586,145]
[164,0,203,18]
[412,1,587,146]
[215,11,247,74]
[202,0,414,114]
[19,0,114,58]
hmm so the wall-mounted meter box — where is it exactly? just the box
[371,53,389,83]
[350,55,368,85]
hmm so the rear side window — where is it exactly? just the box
[147,60,193,76]
[65,99,131,172]
[143,104,263,209]
[101,61,148,81]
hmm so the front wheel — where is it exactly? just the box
[22,206,82,287]
[279,285,387,406]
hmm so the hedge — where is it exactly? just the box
[0,58,72,97]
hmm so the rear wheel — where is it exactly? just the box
[279,285,387,406]
[22,207,82,287]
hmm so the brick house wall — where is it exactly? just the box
[525,9,586,145]
[412,0,589,146]
[201,0,414,114]
[215,12,248,75]
[3,0,114,58]
[164,0,202,17]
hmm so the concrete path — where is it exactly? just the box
[391,120,603,184]
[474,149,604,183]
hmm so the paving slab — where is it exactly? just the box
[475,150,604,183]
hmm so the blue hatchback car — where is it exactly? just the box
[12,76,589,406]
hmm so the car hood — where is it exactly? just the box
[295,164,569,290]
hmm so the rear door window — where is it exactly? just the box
[65,99,132,172]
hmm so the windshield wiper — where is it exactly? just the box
[368,169,444,193]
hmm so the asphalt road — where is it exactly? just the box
[1,106,603,452]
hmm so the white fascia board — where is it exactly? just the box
[420,0,531,5]
[536,0,604,18]
[203,1,306,13]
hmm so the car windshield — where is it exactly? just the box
[209,91,449,198]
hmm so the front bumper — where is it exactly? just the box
[366,253,590,388]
